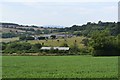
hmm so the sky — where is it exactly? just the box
[0,1,118,27]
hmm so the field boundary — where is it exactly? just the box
[1,78,118,80]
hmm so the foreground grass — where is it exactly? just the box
[2,56,118,78]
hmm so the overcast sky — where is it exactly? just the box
[0,1,118,27]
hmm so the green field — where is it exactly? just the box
[2,56,118,78]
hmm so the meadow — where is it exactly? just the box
[0,37,19,43]
[27,36,85,48]
[2,56,118,78]
[1,36,85,48]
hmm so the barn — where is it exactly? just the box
[41,47,69,51]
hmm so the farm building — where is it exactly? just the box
[41,47,69,51]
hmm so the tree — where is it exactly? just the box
[116,22,120,34]
[2,33,17,38]
[26,36,34,40]
[19,36,26,40]
[70,42,80,54]
[57,40,59,43]
[30,43,42,52]
[43,30,50,34]
[90,30,119,56]
[50,35,56,39]
[34,43,42,49]
[35,30,42,35]
[2,42,7,50]
[38,36,46,40]
[19,36,34,40]
[81,38,89,46]
[4,42,32,53]
[74,32,82,36]
[49,47,54,53]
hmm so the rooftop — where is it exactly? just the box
[41,47,69,50]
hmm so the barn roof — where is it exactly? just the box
[41,47,69,50]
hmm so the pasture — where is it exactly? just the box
[0,37,19,43]
[2,56,118,78]
[1,36,85,48]
[27,36,85,48]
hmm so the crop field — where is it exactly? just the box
[27,36,85,48]
[2,56,118,78]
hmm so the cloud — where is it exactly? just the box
[103,6,118,12]
[1,2,118,26]
[2,0,119,2]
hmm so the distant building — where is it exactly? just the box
[41,47,69,51]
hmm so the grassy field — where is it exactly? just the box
[27,36,85,48]
[2,56,118,78]
[0,37,19,43]
[1,36,85,48]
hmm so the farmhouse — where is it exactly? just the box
[41,47,69,51]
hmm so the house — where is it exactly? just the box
[41,47,69,51]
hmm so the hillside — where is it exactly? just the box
[1,22,58,39]
[1,21,118,36]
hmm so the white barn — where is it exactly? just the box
[41,47,69,51]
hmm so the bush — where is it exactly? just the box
[30,43,42,52]
[4,42,32,53]
[19,36,34,40]
[2,42,7,50]
[70,42,80,54]
[37,37,46,40]
[50,35,56,39]
[2,33,17,38]
[19,36,26,40]
[34,43,42,48]
[60,43,69,47]
[26,36,34,40]
[81,38,89,46]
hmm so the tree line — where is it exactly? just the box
[57,21,118,36]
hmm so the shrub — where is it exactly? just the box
[60,43,69,47]
[2,33,17,38]
[2,42,7,50]
[70,42,80,54]
[19,36,34,40]
[4,42,32,53]
[81,38,89,46]
[50,35,56,39]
